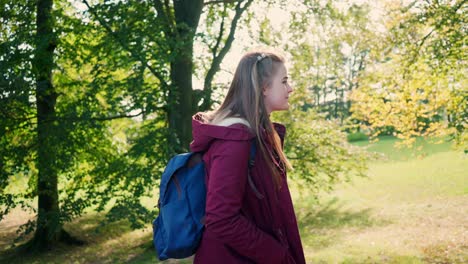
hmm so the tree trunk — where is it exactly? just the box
[168,0,203,151]
[31,0,62,250]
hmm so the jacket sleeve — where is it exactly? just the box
[205,140,290,264]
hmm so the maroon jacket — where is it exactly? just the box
[191,114,306,264]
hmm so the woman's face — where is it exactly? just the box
[263,63,293,114]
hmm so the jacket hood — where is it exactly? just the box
[190,113,255,153]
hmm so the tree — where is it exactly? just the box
[0,0,72,250]
[349,0,467,148]
[1,0,127,250]
[82,0,254,150]
[279,0,375,124]
[1,0,256,250]
[32,0,66,249]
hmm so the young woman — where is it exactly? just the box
[190,51,305,264]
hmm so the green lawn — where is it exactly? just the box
[352,135,456,161]
[0,137,466,263]
[297,137,467,263]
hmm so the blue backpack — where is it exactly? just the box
[152,142,257,260]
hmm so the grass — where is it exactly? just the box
[298,137,467,263]
[352,135,455,161]
[0,136,466,263]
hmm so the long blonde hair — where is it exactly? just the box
[208,51,292,188]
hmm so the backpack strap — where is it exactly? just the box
[248,139,256,168]
[247,139,264,199]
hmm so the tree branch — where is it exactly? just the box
[82,111,145,121]
[164,0,175,26]
[200,0,254,110]
[1,110,151,132]
[55,110,149,122]
[416,31,432,49]
[454,0,467,12]
[82,0,169,89]
[152,0,174,35]
[408,28,434,66]
[204,0,241,6]
[212,4,227,56]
